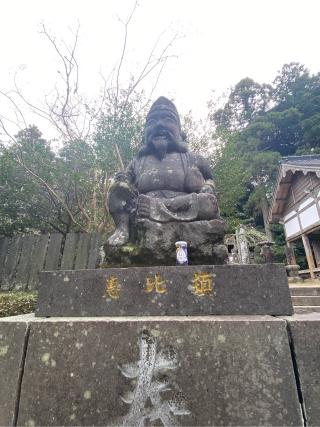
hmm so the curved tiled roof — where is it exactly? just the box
[282,155,320,166]
[281,155,320,177]
[268,155,320,223]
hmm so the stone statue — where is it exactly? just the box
[105,97,226,266]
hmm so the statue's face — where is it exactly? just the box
[145,108,181,158]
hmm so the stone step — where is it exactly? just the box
[294,306,320,314]
[290,286,320,296]
[291,296,320,306]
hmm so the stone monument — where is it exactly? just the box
[104,96,227,266]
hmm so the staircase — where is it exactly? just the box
[290,281,320,313]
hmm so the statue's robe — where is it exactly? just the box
[123,151,218,222]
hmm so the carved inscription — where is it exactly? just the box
[117,330,190,426]
[106,275,121,299]
[144,274,167,294]
[105,271,215,301]
[191,272,213,296]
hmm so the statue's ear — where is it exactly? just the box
[181,131,187,142]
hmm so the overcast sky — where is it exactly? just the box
[1,0,320,133]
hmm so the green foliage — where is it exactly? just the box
[94,90,146,173]
[0,126,58,235]
[57,139,105,233]
[180,111,217,167]
[273,62,310,106]
[292,239,308,270]
[301,113,320,149]
[214,143,250,231]
[269,224,286,263]
[211,61,320,243]
[213,62,320,157]
[213,78,273,131]
[0,91,147,236]
[0,291,37,317]
[239,108,303,155]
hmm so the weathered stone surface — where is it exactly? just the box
[13,316,302,426]
[286,312,320,426]
[36,264,293,317]
[104,218,227,266]
[0,317,30,426]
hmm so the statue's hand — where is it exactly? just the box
[108,171,133,193]
[200,184,214,194]
[114,171,130,182]
[107,228,129,246]
[137,194,151,219]
[200,180,216,194]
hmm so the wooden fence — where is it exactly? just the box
[0,233,103,291]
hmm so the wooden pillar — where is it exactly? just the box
[302,233,316,279]
[285,242,297,265]
[311,238,320,267]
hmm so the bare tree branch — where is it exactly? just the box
[0,117,16,144]
[0,90,27,129]
[115,0,138,110]
[0,8,179,234]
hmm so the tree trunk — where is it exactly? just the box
[260,197,273,241]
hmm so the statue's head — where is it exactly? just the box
[139,97,187,159]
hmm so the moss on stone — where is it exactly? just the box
[121,243,139,254]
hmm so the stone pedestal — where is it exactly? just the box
[0,317,30,426]
[36,264,293,317]
[0,315,303,426]
[257,241,275,263]
[103,219,227,267]
[286,264,301,283]
[286,313,320,426]
[0,264,313,426]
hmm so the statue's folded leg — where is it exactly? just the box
[107,183,138,246]
[137,193,220,223]
[137,194,199,222]
[197,193,220,220]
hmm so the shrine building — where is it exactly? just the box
[268,155,320,278]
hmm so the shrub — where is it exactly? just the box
[0,291,37,317]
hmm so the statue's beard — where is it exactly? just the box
[151,136,169,160]
[138,129,188,158]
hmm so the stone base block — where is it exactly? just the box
[36,264,293,317]
[286,312,320,426]
[0,317,30,426]
[103,218,227,267]
[0,315,303,426]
